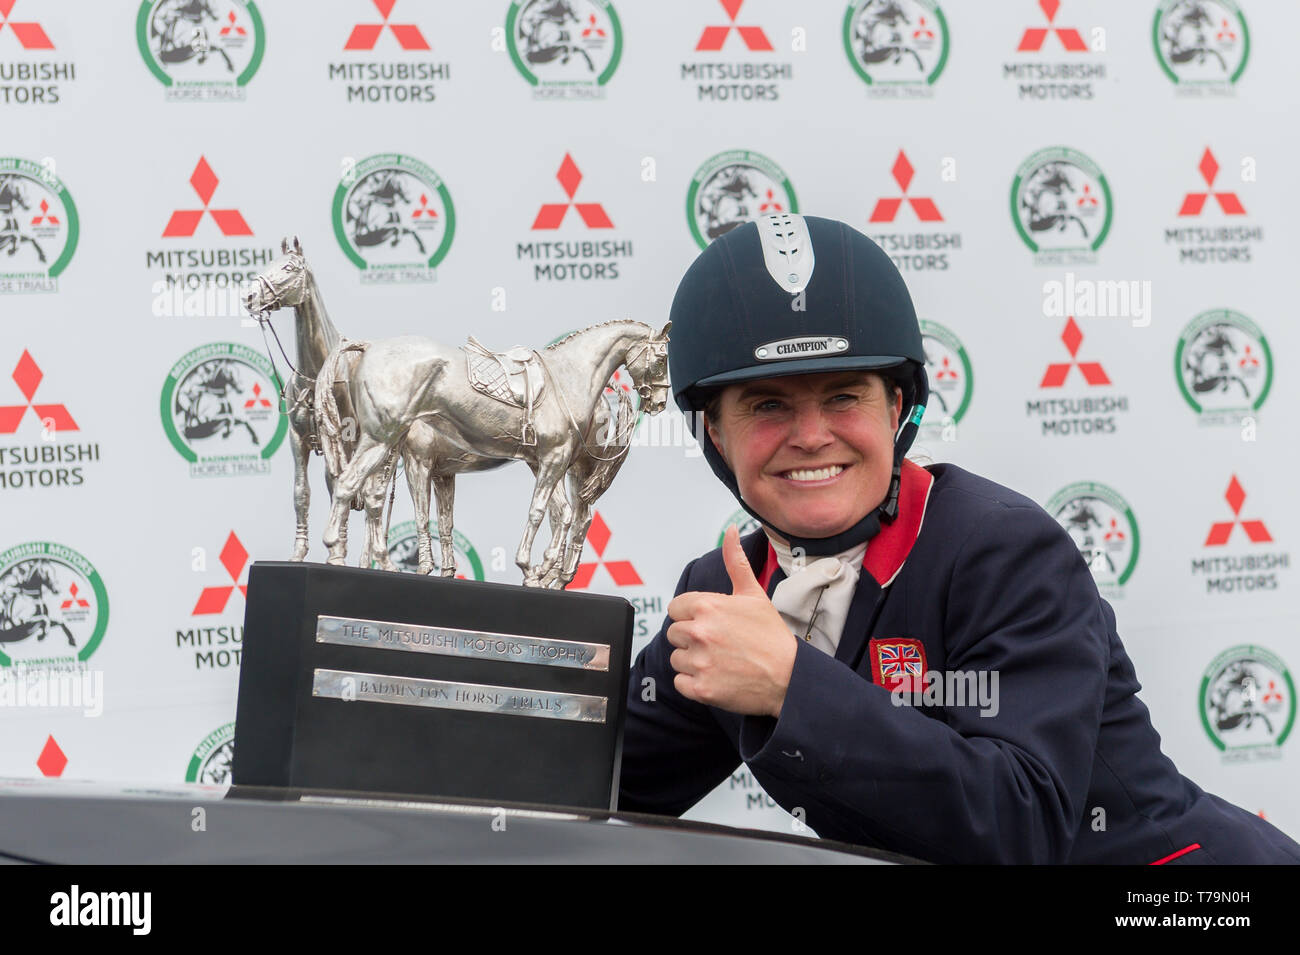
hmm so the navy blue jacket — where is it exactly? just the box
[620,462,1300,864]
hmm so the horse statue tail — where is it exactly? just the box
[315,339,370,478]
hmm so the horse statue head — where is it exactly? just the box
[244,235,312,320]
[621,321,671,417]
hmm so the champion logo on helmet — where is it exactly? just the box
[1164,148,1261,266]
[1153,0,1249,96]
[755,337,849,361]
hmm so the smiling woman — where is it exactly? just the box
[703,371,902,542]
[618,213,1300,865]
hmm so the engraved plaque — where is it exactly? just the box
[312,668,608,723]
[315,614,610,671]
[232,562,634,810]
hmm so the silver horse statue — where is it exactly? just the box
[315,320,670,586]
[243,237,395,569]
[401,386,636,588]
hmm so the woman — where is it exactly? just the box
[618,213,1300,864]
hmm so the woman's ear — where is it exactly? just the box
[704,414,729,466]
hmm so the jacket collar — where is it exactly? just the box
[753,459,934,592]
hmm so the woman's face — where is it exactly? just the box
[705,371,901,541]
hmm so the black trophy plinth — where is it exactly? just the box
[231,561,634,811]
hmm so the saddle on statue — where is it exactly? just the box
[463,336,547,445]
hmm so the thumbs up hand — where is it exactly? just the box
[665,525,798,719]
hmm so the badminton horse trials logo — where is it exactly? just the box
[1153,0,1249,90]
[1174,309,1271,423]
[186,721,235,782]
[1046,481,1139,592]
[1011,146,1111,263]
[842,0,950,94]
[385,519,485,580]
[160,342,287,478]
[0,158,79,293]
[332,153,455,283]
[686,149,798,249]
[505,0,623,98]
[136,0,265,100]
[919,319,972,438]
[0,542,108,668]
[1200,646,1293,757]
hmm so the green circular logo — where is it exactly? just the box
[506,0,623,93]
[1153,0,1249,86]
[717,509,762,548]
[919,319,972,430]
[186,721,236,783]
[0,542,108,668]
[136,0,266,96]
[1174,309,1271,418]
[385,520,485,580]
[686,149,798,250]
[1011,146,1112,256]
[332,153,455,278]
[0,158,80,286]
[842,0,949,88]
[1199,645,1293,753]
[160,342,288,473]
[1046,481,1139,589]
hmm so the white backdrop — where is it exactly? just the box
[2,0,1296,846]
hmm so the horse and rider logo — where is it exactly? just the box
[1199,645,1293,756]
[842,0,949,91]
[1011,147,1112,260]
[1175,309,1271,421]
[385,520,484,580]
[505,0,623,96]
[918,319,972,437]
[185,722,235,783]
[0,158,79,291]
[136,0,265,98]
[686,149,798,250]
[331,154,455,281]
[160,342,287,476]
[1153,0,1249,88]
[0,542,108,668]
[1046,481,1140,591]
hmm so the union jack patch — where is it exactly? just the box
[868,638,927,692]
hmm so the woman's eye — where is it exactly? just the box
[754,399,784,412]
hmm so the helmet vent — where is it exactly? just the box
[756,213,814,294]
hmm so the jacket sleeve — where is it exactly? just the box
[617,558,742,816]
[738,502,1109,864]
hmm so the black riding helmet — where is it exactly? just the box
[668,213,929,556]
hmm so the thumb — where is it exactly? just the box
[722,524,765,597]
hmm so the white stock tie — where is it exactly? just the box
[766,535,867,657]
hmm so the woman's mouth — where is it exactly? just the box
[778,464,846,485]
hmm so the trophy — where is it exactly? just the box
[232,239,669,810]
